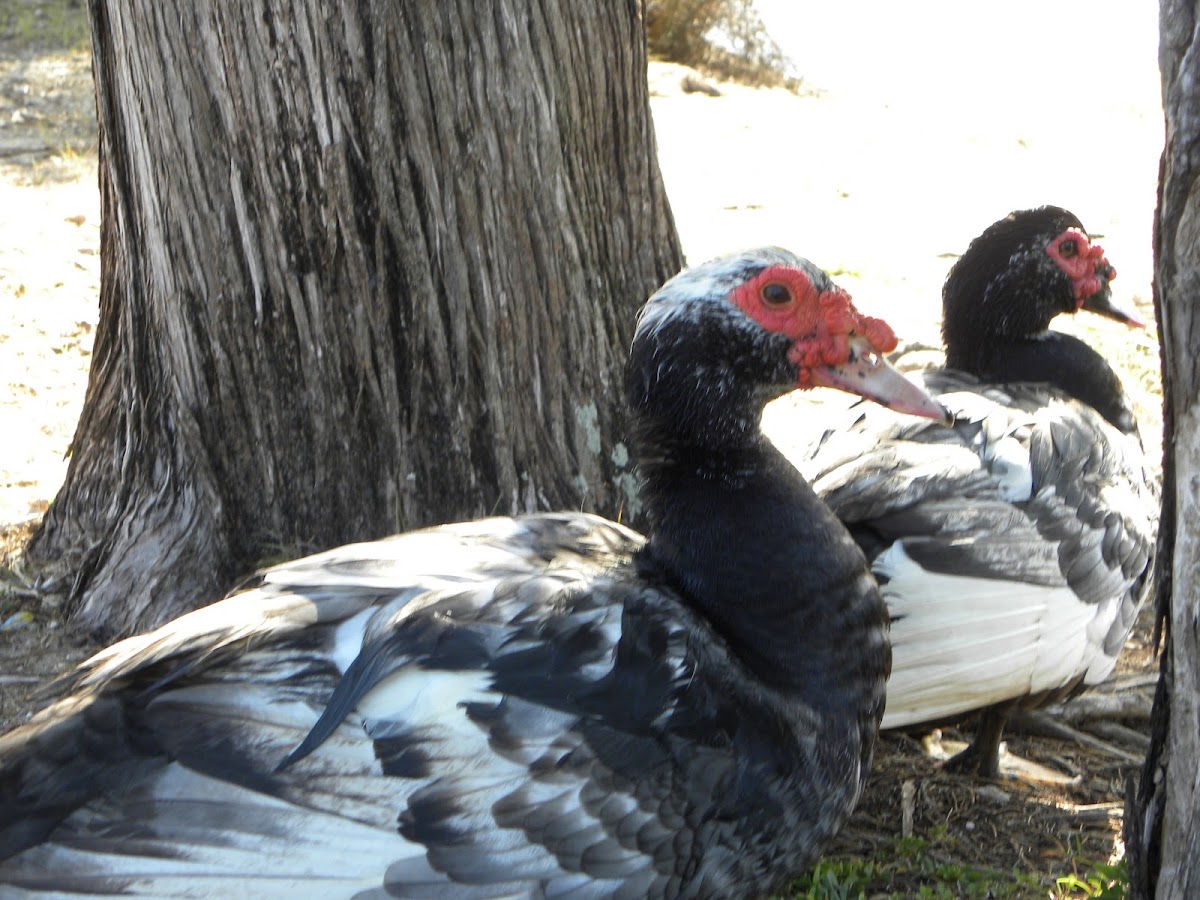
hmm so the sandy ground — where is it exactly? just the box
[655,3,1162,310]
[0,42,98,529]
[0,172,98,528]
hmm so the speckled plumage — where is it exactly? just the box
[765,208,1157,778]
[0,249,928,897]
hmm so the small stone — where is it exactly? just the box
[1,610,34,631]
[975,785,1012,805]
[680,75,721,97]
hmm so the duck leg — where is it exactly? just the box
[942,702,1015,779]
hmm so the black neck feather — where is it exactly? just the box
[946,330,1136,434]
[634,434,888,711]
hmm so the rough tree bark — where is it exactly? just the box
[1125,2,1200,896]
[26,0,682,638]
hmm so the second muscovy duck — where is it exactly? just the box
[0,248,944,897]
[766,207,1158,778]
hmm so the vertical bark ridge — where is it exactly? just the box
[28,0,681,636]
[1126,3,1200,896]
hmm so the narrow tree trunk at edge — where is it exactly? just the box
[1125,2,1200,896]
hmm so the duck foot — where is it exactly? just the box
[942,739,1001,779]
[920,730,1081,785]
[942,706,1010,778]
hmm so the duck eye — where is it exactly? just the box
[1059,239,1078,258]
[760,282,792,306]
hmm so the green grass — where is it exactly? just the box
[1054,861,1128,899]
[780,830,1126,899]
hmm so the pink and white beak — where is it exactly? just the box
[810,334,950,422]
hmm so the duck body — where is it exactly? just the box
[0,248,942,897]
[775,369,1155,731]
[766,207,1158,777]
[0,513,855,898]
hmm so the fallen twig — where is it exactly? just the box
[1046,801,1124,823]
[1087,720,1152,754]
[901,779,915,838]
[1007,711,1144,763]
[1044,685,1155,724]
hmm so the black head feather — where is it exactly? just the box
[941,206,1137,433]
[942,205,1088,358]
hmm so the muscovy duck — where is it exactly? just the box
[0,248,945,898]
[765,207,1158,779]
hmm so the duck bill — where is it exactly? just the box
[810,335,949,422]
[1080,282,1145,329]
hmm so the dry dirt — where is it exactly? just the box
[0,2,99,731]
[0,5,1166,898]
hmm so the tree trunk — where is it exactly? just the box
[1125,2,1200,896]
[26,0,682,639]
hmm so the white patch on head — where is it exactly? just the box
[634,247,814,343]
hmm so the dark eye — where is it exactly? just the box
[760,282,792,306]
[1059,239,1078,258]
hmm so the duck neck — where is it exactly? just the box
[946,330,1137,434]
[635,432,888,715]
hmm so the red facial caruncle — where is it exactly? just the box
[730,265,898,388]
[1045,228,1118,305]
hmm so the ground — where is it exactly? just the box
[0,3,1164,897]
[0,0,97,733]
